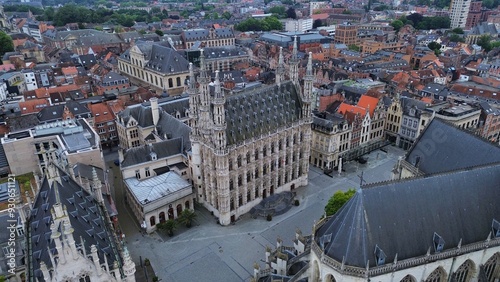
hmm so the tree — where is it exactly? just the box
[269,6,286,18]
[313,19,324,29]
[0,31,14,64]
[155,29,164,36]
[348,44,361,52]
[157,219,177,236]
[222,11,231,20]
[406,13,424,26]
[178,209,197,228]
[286,7,297,19]
[428,41,442,55]
[477,35,492,52]
[325,189,356,216]
[390,20,404,32]
[448,33,465,42]
[452,27,464,34]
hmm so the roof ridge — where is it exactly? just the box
[362,161,500,189]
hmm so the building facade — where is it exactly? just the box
[181,28,235,49]
[311,113,351,170]
[189,42,313,226]
[450,0,472,28]
[118,42,190,95]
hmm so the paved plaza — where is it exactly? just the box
[112,146,406,282]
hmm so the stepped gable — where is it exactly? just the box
[29,171,120,280]
[405,118,500,174]
[315,162,500,268]
[225,81,302,145]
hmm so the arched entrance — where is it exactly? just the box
[324,273,336,282]
[176,204,183,217]
[483,252,500,282]
[185,200,190,210]
[168,207,174,220]
[159,212,166,223]
[149,216,156,227]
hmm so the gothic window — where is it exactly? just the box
[237,155,242,167]
[229,179,234,191]
[263,146,267,157]
[271,143,275,154]
[279,139,283,150]
[278,175,281,187]
[255,168,259,179]
[230,198,234,211]
[247,172,251,182]
[238,175,242,186]
[247,191,251,203]
[176,77,181,87]
[246,152,251,164]
[484,253,499,282]
[425,267,446,282]
[255,149,259,160]
[279,158,283,168]
[453,260,474,282]
[263,164,268,175]
[150,216,156,226]
[300,133,304,142]
[286,137,290,147]
[255,188,258,198]
[168,78,173,88]
[400,275,415,282]
[229,159,233,171]
[271,161,275,172]
[293,134,297,145]
[79,275,91,282]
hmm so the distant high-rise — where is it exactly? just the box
[465,0,482,29]
[450,0,472,28]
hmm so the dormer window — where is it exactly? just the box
[433,232,445,252]
[492,219,500,238]
[374,245,386,266]
[150,152,157,161]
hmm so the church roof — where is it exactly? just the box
[29,170,120,280]
[405,118,500,174]
[315,162,500,268]
[225,81,302,145]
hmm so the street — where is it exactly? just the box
[112,145,405,282]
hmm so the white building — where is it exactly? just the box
[22,69,38,91]
[450,0,471,28]
[0,80,8,101]
[284,19,313,33]
[124,171,194,233]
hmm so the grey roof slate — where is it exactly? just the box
[43,29,123,46]
[0,143,9,171]
[36,101,90,122]
[121,42,189,75]
[405,118,500,174]
[121,138,183,168]
[29,171,120,280]
[225,81,302,145]
[155,111,191,152]
[183,28,234,41]
[315,162,500,268]
[201,47,247,60]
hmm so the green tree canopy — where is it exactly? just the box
[325,189,356,216]
[155,29,164,36]
[269,6,286,18]
[0,31,15,63]
[477,35,493,52]
[235,16,282,32]
[390,20,404,32]
[452,27,464,34]
[448,33,465,42]
[348,44,361,52]
[286,7,297,19]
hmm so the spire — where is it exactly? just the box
[188,62,195,90]
[292,35,298,61]
[122,246,136,282]
[306,52,313,77]
[91,244,103,276]
[200,49,207,76]
[214,70,223,99]
[91,167,104,204]
[276,47,285,86]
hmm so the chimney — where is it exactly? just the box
[150,97,159,126]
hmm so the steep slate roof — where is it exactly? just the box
[37,101,90,122]
[118,97,189,128]
[121,138,183,168]
[29,172,120,280]
[156,112,191,152]
[120,42,189,75]
[405,118,500,174]
[225,81,302,145]
[315,162,500,268]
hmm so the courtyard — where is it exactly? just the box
[112,145,405,282]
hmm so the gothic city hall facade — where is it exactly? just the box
[189,39,313,225]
